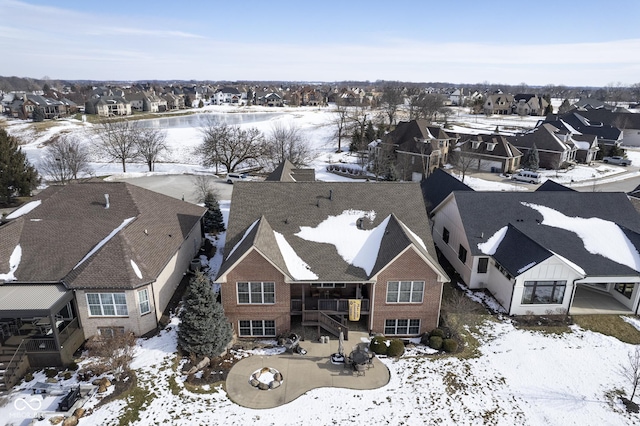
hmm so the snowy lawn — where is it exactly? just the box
[4,314,639,425]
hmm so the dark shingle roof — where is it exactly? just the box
[218,182,447,282]
[421,169,473,214]
[535,180,576,192]
[0,182,206,289]
[451,191,640,276]
[265,160,316,182]
[491,224,553,277]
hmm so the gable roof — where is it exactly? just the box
[509,123,574,153]
[421,168,473,214]
[383,121,455,155]
[0,182,206,289]
[265,160,315,182]
[457,134,523,159]
[453,191,640,276]
[535,180,576,192]
[217,182,447,282]
[490,224,553,277]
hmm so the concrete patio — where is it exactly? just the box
[225,331,390,409]
[570,286,634,315]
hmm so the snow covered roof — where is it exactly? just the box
[454,191,640,277]
[0,182,206,289]
[217,182,447,282]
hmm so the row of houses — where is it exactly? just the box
[2,160,640,389]
[371,103,640,180]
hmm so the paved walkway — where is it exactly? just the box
[225,332,390,409]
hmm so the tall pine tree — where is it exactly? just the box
[525,143,540,171]
[203,191,225,234]
[0,128,39,205]
[178,271,232,359]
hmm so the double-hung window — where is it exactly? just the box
[237,282,275,304]
[386,281,424,303]
[87,293,128,316]
[138,289,151,315]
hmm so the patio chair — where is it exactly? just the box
[354,363,366,376]
[366,352,375,369]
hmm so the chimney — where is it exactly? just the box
[104,194,110,209]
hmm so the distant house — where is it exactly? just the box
[0,182,205,385]
[543,111,623,154]
[85,96,132,117]
[453,133,522,173]
[448,88,465,106]
[212,87,245,105]
[484,94,514,115]
[256,92,283,107]
[127,92,167,112]
[513,94,548,116]
[215,182,449,340]
[569,107,640,147]
[509,123,577,169]
[425,172,640,316]
[161,92,185,110]
[376,120,458,181]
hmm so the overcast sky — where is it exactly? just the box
[2,0,639,87]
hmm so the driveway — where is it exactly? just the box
[110,174,234,203]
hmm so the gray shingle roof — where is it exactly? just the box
[265,160,316,182]
[451,191,640,276]
[217,182,446,282]
[0,182,206,289]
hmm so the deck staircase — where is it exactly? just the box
[302,311,349,340]
[0,343,29,392]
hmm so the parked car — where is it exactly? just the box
[603,156,631,166]
[226,173,252,184]
[511,170,541,184]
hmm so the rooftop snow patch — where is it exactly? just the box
[295,210,388,275]
[0,245,22,282]
[522,202,640,272]
[273,231,318,280]
[74,217,136,269]
[478,226,508,255]
[6,200,42,219]
[227,218,259,260]
[130,259,143,279]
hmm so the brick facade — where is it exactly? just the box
[371,248,443,335]
[221,249,291,337]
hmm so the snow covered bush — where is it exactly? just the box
[369,335,387,355]
[387,339,405,357]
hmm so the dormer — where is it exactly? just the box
[471,140,481,149]
[486,142,496,151]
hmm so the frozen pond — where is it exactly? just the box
[136,112,285,129]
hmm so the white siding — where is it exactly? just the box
[432,197,474,287]
[509,256,582,315]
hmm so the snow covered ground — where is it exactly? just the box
[2,107,640,425]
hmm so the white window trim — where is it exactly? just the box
[138,288,151,315]
[238,320,276,337]
[384,319,421,335]
[386,281,425,303]
[86,292,129,317]
[236,282,276,304]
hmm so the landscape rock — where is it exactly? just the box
[62,415,78,426]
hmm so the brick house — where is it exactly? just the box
[215,182,448,339]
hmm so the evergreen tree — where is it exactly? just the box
[32,107,45,122]
[558,99,572,114]
[364,121,376,143]
[184,94,192,108]
[527,143,540,170]
[350,128,362,152]
[0,129,39,205]
[198,99,204,108]
[203,191,225,234]
[178,271,232,358]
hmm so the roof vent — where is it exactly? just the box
[329,189,333,201]
[104,194,110,209]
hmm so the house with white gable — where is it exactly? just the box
[425,171,640,316]
[215,181,448,339]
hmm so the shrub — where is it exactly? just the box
[430,328,445,338]
[24,372,34,382]
[45,368,58,378]
[387,339,405,357]
[369,336,388,355]
[429,336,443,350]
[67,361,79,371]
[62,371,72,380]
[442,339,459,353]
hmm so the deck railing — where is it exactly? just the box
[291,298,369,312]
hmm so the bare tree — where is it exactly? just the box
[192,174,216,203]
[441,286,483,339]
[39,134,92,183]
[198,119,265,173]
[620,346,640,404]
[95,119,138,172]
[330,100,350,152]
[381,86,404,128]
[263,122,312,170]
[135,127,168,172]
[407,92,448,122]
[451,141,479,183]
